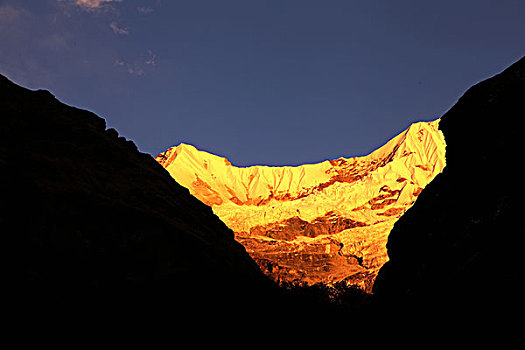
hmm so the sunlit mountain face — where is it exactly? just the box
[156,119,446,291]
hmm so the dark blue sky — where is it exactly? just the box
[1,0,524,165]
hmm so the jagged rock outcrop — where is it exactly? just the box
[0,74,289,320]
[372,56,524,316]
[156,119,446,291]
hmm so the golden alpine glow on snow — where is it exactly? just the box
[156,119,446,290]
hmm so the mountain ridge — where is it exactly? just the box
[156,118,446,289]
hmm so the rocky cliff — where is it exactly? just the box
[373,56,524,317]
[156,119,446,291]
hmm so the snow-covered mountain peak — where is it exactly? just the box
[155,118,446,290]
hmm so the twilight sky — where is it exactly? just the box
[1,0,524,166]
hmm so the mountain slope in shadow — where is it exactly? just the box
[373,56,524,319]
[1,74,295,322]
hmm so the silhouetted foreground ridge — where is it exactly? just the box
[374,56,524,319]
[1,74,289,321]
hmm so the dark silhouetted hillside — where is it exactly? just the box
[373,56,524,322]
[1,74,292,324]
